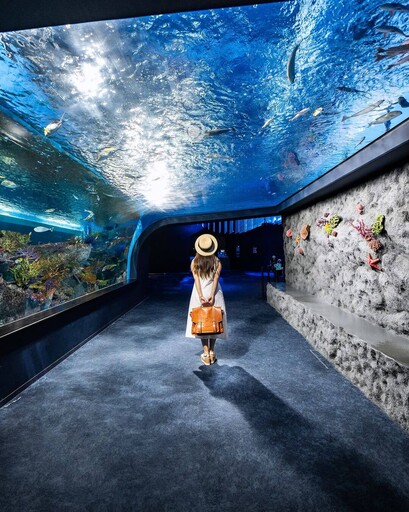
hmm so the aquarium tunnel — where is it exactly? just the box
[1,0,409,509]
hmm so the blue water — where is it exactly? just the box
[0,0,408,229]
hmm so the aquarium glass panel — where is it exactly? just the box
[1,0,408,325]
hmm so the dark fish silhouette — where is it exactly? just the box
[287,44,300,84]
[336,86,365,93]
[398,95,409,107]
[375,24,408,37]
[203,128,236,137]
[378,2,409,14]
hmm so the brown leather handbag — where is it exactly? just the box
[190,306,224,335]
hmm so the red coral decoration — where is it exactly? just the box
[286,229,293,238]
[368,253,382,271]
[297,247,304,255]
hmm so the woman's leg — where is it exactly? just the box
[201,338,210,365]
[209,338,217,364]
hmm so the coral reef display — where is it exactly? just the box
[0,225,133,327]
[283,165,408,338]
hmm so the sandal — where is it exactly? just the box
[209,351,217,364]
[201,353,211,366]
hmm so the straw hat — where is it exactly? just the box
[195,234,218,256]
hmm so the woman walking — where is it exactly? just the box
[186,234,228,365]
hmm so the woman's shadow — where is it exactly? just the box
[194,364,409,512]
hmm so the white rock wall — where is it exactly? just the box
[283,164,409,336]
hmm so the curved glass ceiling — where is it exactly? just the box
[0,0,408,229]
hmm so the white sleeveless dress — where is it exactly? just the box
[185,273,228,340]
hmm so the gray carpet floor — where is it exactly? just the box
[1,272,409,512]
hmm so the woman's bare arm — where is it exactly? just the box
[207,261,222,305]
[191,260,207,305]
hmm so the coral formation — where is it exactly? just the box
[371,214,385,235]
[356,203,364,215]
[368,239,382,252]
[10,259,38,288]
[328,214,342,229]
[300,224,310,240]
[0,230,31,253]
[351,219,373,239]
[297,247,304,255]
[0,283,27,320]
[295,235,301,244]
[286,229,293,238]
[368,253,382,271]
[324,223,334,235]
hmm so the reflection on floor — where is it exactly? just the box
[1,272,409,511]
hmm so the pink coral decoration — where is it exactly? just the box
[297,247,304,255]
[351,219,372,239]
[286,229,293,238]
[356,203,364,215]
[368,239,382,252]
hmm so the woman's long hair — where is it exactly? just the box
[193,254,218,279]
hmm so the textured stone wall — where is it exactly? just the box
[267,284,409,432]
[283,164,409,336]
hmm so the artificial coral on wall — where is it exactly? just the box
[286,206,387,270]
[282,166,408,337]
[350,211,386,271]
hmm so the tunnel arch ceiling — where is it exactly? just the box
[0,0,408,234]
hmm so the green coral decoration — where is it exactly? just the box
[371,214,385,235]
[10,258,38,288]
[328,214,342,229]
[324,223,334,235]
[0,231,31,253]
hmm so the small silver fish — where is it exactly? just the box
[312,107,324,116]
[84,209,94,221]
[96,146,117,161]
[1,179,18,188]
[290,108,310,121]
[34,226,53,233]
[73,194,79,200]
[378,3,409,14]
[375,25,408,37]
[102,264,118,271]
[387,53,409,68]
[261,117,274,129]
[342,100,385,121]
[45,208,55,213]
[369,110,402,125]
[376,42,409,60]
[44,114,64,136]
[354,136,366,148]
